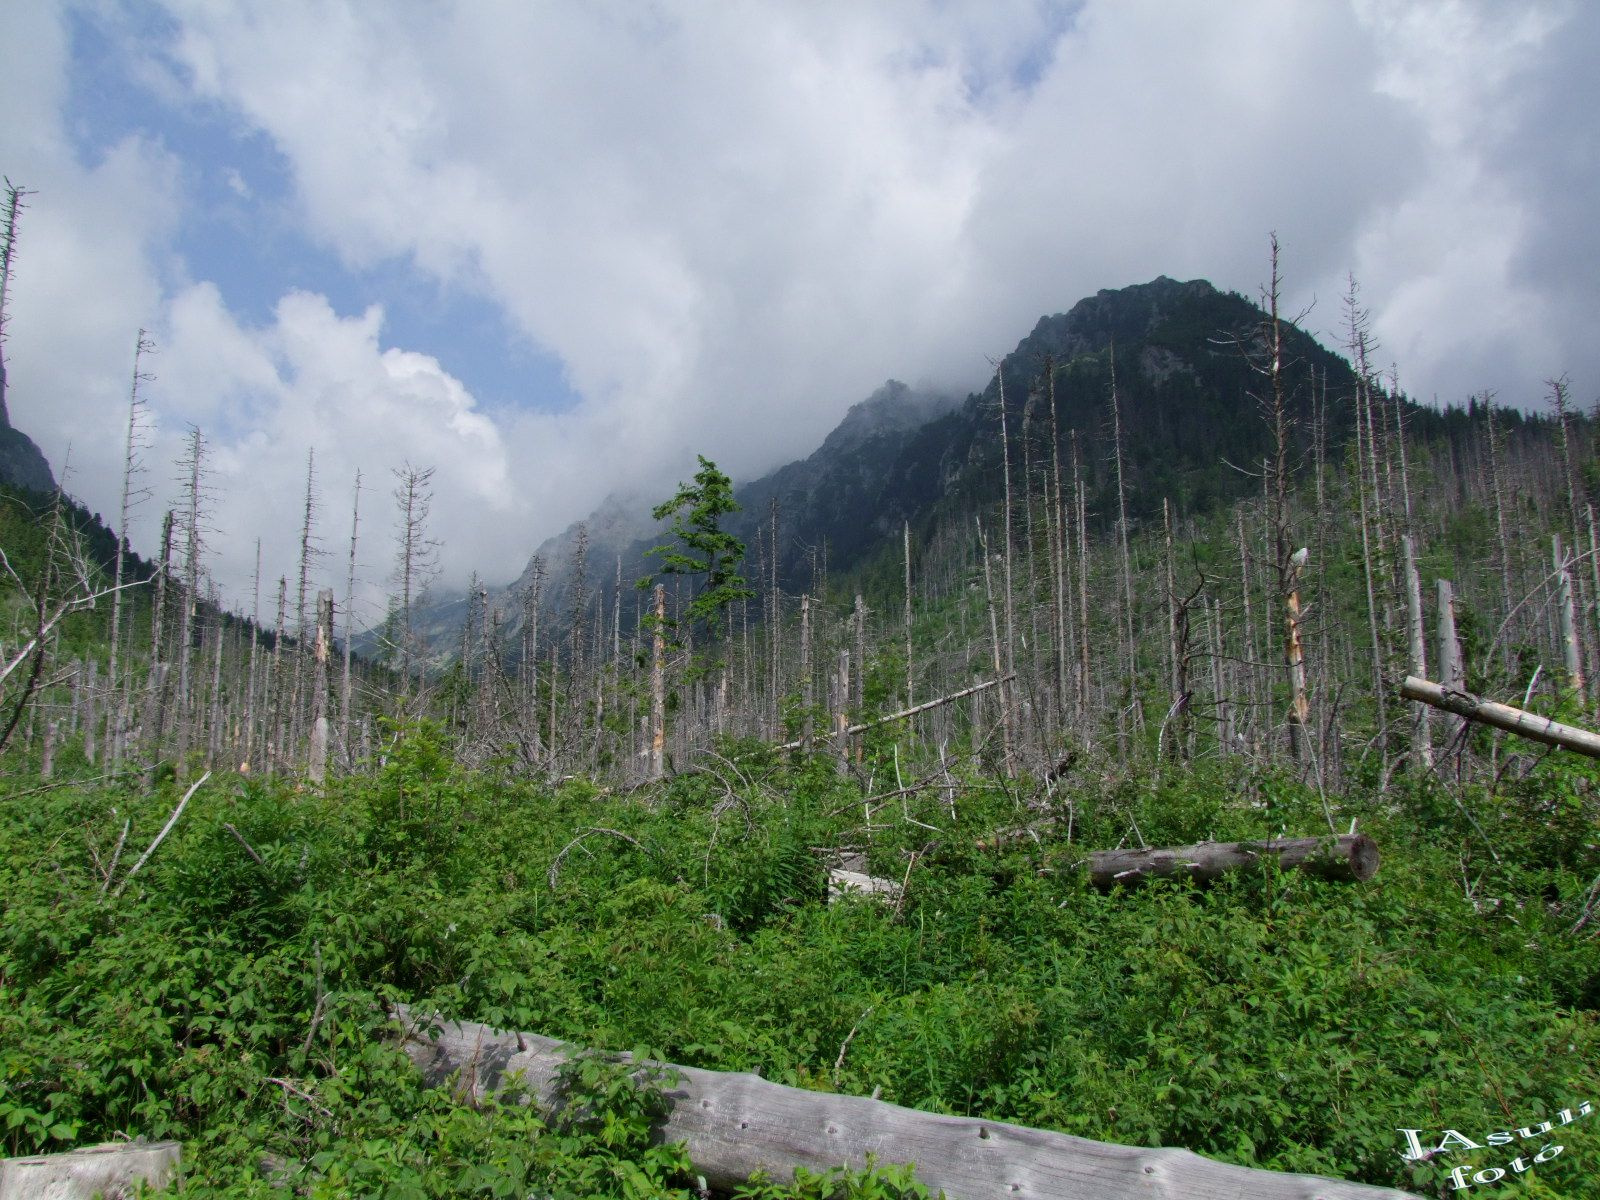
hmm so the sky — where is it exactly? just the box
[1,0,1595,627]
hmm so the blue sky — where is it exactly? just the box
[2,1,1596,622]
[60,4,580,422]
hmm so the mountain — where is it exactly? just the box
[0,389,56,494]
[417,275,1376,663]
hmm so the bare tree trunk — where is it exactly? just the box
[309,588,333,783]
[341,471,361,769]
[1590,504,1600,713]
[833,649,851,771]
[1163,498,1181,756]
[1084,834,1381,891]
[1402,676,1600,759]
[1351,349,1387,757]
[1109,346,1138,734]
[1045,358,1070,730]
[1483,394,1515,671]
[398,1009,1410,1200]
[270,576,287,774]
[1555,535,1585,697]
[1401,535,1431,770]
[81,659,98,766]
[903,520,914,710]
[800,593,814,753]
[392,464,438,695]
[173,429,206,781]
[769,498,781,738]
[977,517,1016,776]
[1436,578,1465,766]
[291,449,319,755]
[995,363,1020,753]
[106,331,151,767]
[206,588,225,767]
[649,583,665,780]
[1238,511,1256,753]
[243,540,261,771]
[1073,434,1090,725]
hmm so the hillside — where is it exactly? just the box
[432,276,1373,663]
[3,268,1598,1198]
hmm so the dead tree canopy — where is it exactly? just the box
[1400,675,1600,759]
[1085,834,1379,891]
[395,1007,1414,1200]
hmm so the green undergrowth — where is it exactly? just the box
[3,723,1598,1197]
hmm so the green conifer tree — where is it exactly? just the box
[640,456,754,667]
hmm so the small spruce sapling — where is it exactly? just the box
[639,455,754,678]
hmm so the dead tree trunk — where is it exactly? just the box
[1401,535,1431,770]
[394,1008,1411,1200]
[1436,580,1465,760]
[649,584,666,780]
[1554,535,1585,697]
[1085,834,1379,890]
[0,1141,181,1200]
[976,518,1016,777]
[308,588,333,783]
[1401,676,1600,758]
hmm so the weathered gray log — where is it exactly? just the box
[1400,675,1600,759]
[0,1141,180,1200]
[394,1006,1415,1199]
[827,868,901,904]
[1087,834,1380,891]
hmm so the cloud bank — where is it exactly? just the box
[1,0,1594,616]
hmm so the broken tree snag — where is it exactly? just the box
[394,1007,1415,1199]
[1400,675,1600,760]
[0,1141,180,1200]
[1087,835,1380,891]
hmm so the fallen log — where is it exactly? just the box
[394,1006,1415,1199]
[1085,834,1380,891]
[0,1141,180,1200]
[827,867,902,904]
[1400,675,1600,759]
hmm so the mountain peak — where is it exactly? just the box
[818,381,958,459]
[0,393,57,494]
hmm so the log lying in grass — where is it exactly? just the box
[394,1006,1415,1199]
[1086,834,1380,891]
[0,1141,180,1200]
[827,867,902,904]
[1400,675,1600,759]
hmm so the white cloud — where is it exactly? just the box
[2,0,1595,616]
[153,284,521,622]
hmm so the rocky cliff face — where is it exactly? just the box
[0,389,57,494]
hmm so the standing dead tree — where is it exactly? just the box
[171,427,212,779]
[0,179,38,430]
[391,463,439,699]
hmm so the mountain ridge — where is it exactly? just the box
[406,274,1378,666]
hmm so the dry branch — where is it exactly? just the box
[394,1006,1414,1199]
[772,676,1012,753]
[1400,675,1600,759]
